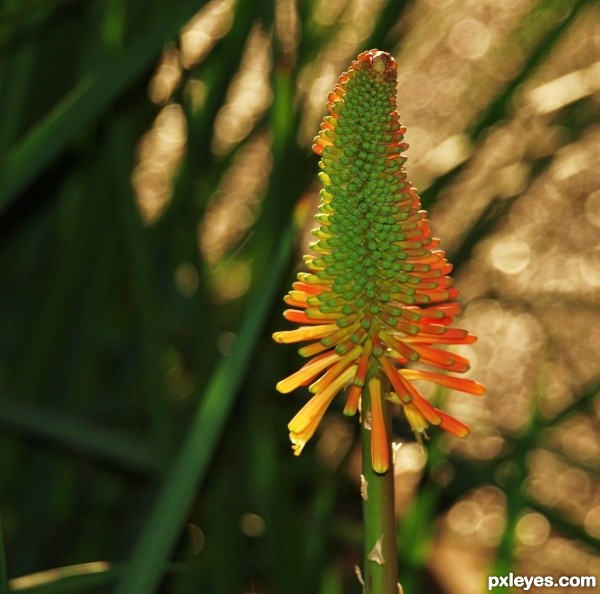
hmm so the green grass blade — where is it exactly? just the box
[541,376,600,428]
[0,397,158,477]
[113,223,296,594]
[362,0,412,50]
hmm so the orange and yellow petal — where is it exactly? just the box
[343,339,373,415]
[395,397,470,439]
[383,356,468,434]
[309,345,362,394]
[276,351,341,394]
[288,365,357,455]
[437,409,470,437]
[368,377,389,473]
[272,324,339,344]
[399,369,486,396]
[401,403,429,437]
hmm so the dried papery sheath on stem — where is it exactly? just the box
[273,49,485,473]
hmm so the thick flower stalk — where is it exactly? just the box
[273,49,485,474]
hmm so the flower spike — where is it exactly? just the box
[273,49,485,471]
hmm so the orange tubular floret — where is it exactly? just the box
[417,323,449,335]
[283,309,338,324]
[276,351,341,393]
[288,365,357,435]
[403,333,477,345]
[408,344,470,373]
[272,324,338,344]
[400,369,486,396]
[417,303,462,318]
[435,327,470,340]
[314,138,333,153]
[368,377,389,473]
[380,330,419,362]
[298,341,330,357]
[288,365,358,455]
[343,339,372,415]
[309,345,362,394]
[415,289,459,305]
[438,409,470,437]
[385,365,443,425]
[292,281,327,295]
[354,338,373,380]
[382,357,472,436]
[344,385,361,416]
[411,248,442,264]
[379,357,413,403]
[283,297,306,309]
[319,323,360,348]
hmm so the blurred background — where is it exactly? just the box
[0,0,599,593]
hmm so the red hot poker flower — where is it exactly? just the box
[273,49,485,472]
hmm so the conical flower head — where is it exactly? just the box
[273,50,485,472]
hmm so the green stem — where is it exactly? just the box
[361,379,399,594]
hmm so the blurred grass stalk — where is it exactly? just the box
[113,223,296,594]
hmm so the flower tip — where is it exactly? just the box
[290,434,306,456]
[439,412,470,438]
[342,383,361,416]
[275,379,291,394]
[357,49,397,81]
[472,381,487,396]
[372,457,389,474]
[450,425,470,438]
